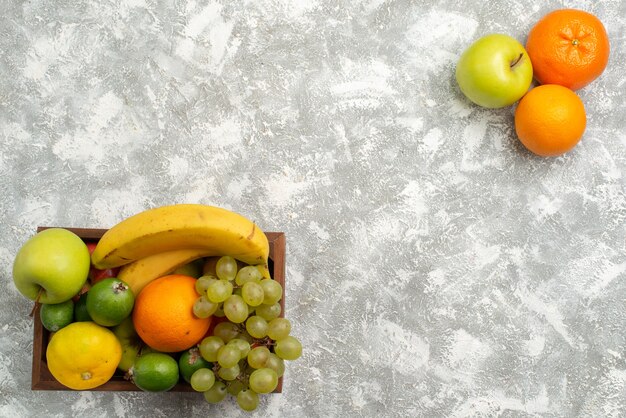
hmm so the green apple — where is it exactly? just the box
[13,228,90,304]
[456,33,533,108]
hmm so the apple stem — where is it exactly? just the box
[28,288,43,318]
[510,53,524,69]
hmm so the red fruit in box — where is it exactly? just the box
[86,242,97,253]
[86,242,119,285]
[72,283,91,302]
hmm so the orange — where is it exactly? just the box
[526,9,610,90]
[132,274,211,352]
[514,84,586,157]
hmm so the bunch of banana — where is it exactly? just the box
[117,249,211,295]
[91,204,270,295]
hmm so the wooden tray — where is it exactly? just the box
[31,227,286,392]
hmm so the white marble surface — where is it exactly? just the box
[2,1,626,417]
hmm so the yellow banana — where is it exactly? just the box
[92,204,269,270]
[117,248,211,295]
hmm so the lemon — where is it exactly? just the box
[46,321,122,390]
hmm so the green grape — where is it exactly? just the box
[237,389,260,412]
[242,281,265,307]
[242,361,256,377]
[199,336,224,362]
[267,318,291,340]
[213,303,225,317]
[227,379,247,396]
[223,295,249,323]
[265,353,285,377]
[249,368,278,394]
[195,275,218,294]
[213,321,240,343]
[274,336,302,360]
[217,364,240,381]
[256,302,281,321]
[237,291,256,315]
[260,279,283,305]
[237,330,254,344]
[193,295,219,319]
[203,381,227,404]
[245,315,269,339]
[247,346,270,369]
[227,338,251,359]
[206,280,233,303]
[216,256,238,281]
[235,265,263,286]
[217,344,241,368]
[190,368,215,392]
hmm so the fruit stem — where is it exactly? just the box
[510,53,524,69]
[28,288,43,318]
[113,281,129,294]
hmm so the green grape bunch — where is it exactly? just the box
[189,255,302,412]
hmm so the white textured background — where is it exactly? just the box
[1,0,626,417]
